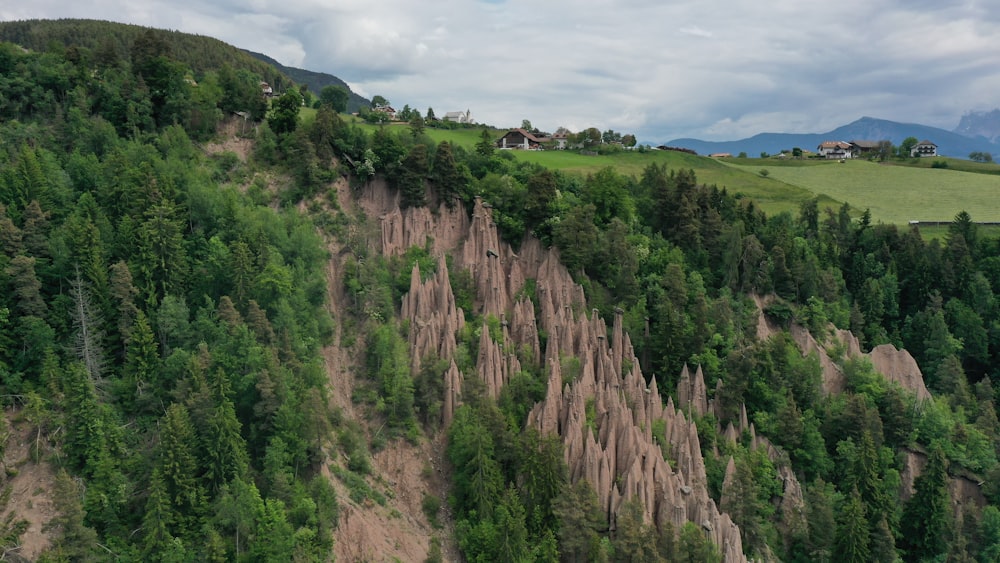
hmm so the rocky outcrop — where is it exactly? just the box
[756,297,932,402]
[526,311,747,562]
[383,190,749,558]
[869,344,932,402]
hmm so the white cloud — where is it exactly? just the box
[6,0,1000,141]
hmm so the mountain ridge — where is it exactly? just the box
[664,116,1000,158]
[243,49,370,113]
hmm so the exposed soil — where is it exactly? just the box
[203,116,254,162]
[1,411,57,561]
[321,178,459,561]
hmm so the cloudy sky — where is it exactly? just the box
[4,1,999,142]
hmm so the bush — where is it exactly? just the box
[422,493,442,528]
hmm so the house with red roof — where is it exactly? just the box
[817,140,853,159]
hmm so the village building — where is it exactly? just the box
[849,140,882,158]
[817,141,853,159]
[443,109,474,124]
[496,128,550,150]
[911,139,938,157]
[374,104,397,120]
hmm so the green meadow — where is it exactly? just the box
[311,113,1000,227]
[723,159,1000,224]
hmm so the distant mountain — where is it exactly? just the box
[244,50,369,113]
[954,109,1000,144]
[665,116,1000,158]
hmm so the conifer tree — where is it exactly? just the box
[157,403,205,536]
[834,488,870,563]
[432,141,463,208]
[398,144,429,209]
[900,445,951,561]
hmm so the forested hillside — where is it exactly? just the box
[0,20,999,563]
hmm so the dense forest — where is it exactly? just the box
[0,19,998,563]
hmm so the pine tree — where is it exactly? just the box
[552,479,605,563]
[476,127,495,157]
[109,260,139,343]
[157,403,206,537]
[493,486,530,563]
[612,498,660,562]
[834,488,870,563]
[432,141,463,208]
[201,370,249,491]
[142,469,180,560]
[122,309,160,412]
[900,445,951,561]
[6,255,46,317]
[398,144,429,209]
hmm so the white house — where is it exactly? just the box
[817,140,852,159]
[911,140,938,157]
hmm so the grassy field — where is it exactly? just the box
[299,112,1000,229]
[509,149,838,216]
[724,159,1000,224]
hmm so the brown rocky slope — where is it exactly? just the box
[330,179,953,561]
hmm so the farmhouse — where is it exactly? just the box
[496,128,550,150]
[260,82,273,97]
[849,140,882,158]
[817,141,852,159]
[374,104,397,120]
[551,130,569,149]
[911,140,938,157]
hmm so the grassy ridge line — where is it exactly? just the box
[321,118,999,225]
[725,159,1000,224]
[337,120,827,215]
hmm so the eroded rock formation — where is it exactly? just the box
[382,188,939,562]
[389,195,748,560]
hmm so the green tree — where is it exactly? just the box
[398,144,430,208]
[432,141,464,208]
[46,469,99,560]
[899,136,918,157]
[476,128,495,157]
[516,429,565,535]
[978,506,1000,563]
[141,469,182,561]
[900,445,951,561]
[319,85,349,113]
[409,114,425,137]
[524,169,557,231]
[136,198,189,307]
[268,89,302,136]
[157,403,206,537]
[448,406,503,519]
[834,488,870,563]
[6,255,47,317]
[612,499,661,562]
[121,309,160,412]
[552,480,605,562]
[200,371,250,491]
[553,203,598,275]
[493,486,530,563]
[677,521,721,563]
